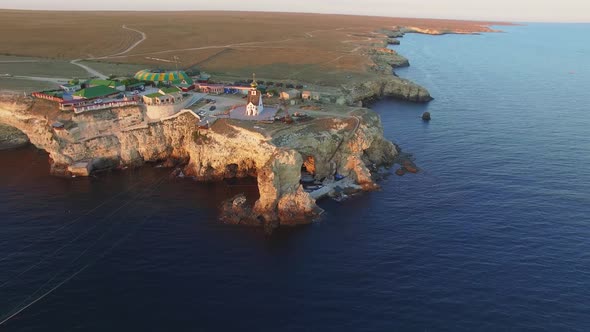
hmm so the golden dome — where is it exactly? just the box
[250,73,258,88]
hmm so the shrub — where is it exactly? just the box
[192,130,211,144]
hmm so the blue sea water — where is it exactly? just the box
[1,23,590,331]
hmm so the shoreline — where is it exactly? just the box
[0,21,500,229]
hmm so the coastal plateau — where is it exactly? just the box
[0,20,501,227]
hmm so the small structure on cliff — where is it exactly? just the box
[59,82,81,93]
[280,89,301,101]
[142,87,183,106]
[302,91,321,101]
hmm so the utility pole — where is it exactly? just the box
[172,56,180,70]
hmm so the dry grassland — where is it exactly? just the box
[0,10,509,85]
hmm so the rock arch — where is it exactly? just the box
[0,123,30,150]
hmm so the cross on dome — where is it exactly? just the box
[250,73,258,89]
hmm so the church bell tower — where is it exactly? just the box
[246,73,263,116]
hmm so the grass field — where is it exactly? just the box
[0,10,510,86]
[0,59,89,78]
[0,78,57,92]
[77,61,149,78]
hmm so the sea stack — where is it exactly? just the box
[422,112,431,121]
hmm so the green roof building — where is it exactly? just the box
[159,87,181,94]
[88,79,125,91]
[73,86,119,100]
[145,92,163,98]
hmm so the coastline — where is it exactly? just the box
[0,21,504,228]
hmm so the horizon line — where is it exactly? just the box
[0,8,588,24]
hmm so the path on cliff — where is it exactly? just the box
[105,37,296,59]
[95,25,148,59]
[288,31,378,78]
[329,115,361,162]
[69,25,148,79]
[69,59,108,79]
[302,110,362,163]
[106,27,348,60]
[0,60,40,63]
[10,76,70,84]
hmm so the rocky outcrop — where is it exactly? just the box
[369,48,409,73]
[403,27,480,36]
[0,95,397,227]
[387,38,401,45]
[345,77,433,105]
[0,123,29,150]
[380,29,405,38]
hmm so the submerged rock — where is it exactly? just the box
[220,194,261,226]
[422,112,431,121]
[402,160,419,174]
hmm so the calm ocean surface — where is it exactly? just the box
[1,23,590,331]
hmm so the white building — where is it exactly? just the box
[246,75,263,116]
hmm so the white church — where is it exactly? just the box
[246,74,263,116]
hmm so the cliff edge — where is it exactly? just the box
[0,95,397,228]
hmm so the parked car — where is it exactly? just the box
[94,99,103,104]
[209,105,216,111]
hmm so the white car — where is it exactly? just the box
[94,99,103,104]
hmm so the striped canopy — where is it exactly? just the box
[134,70,194,85]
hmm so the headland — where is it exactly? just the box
[0,10,510,229]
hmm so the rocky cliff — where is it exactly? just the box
[345,77,433,105]
[0,95,397,228]
[0,123,29,150]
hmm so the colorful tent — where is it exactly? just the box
[134,70,194,85]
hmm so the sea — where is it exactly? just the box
[1,23,589,331]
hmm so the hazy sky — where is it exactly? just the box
[0,0,588,22]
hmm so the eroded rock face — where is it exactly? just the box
[0,123,29,150]
[387,38,401,45]
[0,95,397,226]
[369,48,410,73]
[346,77,433,105]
